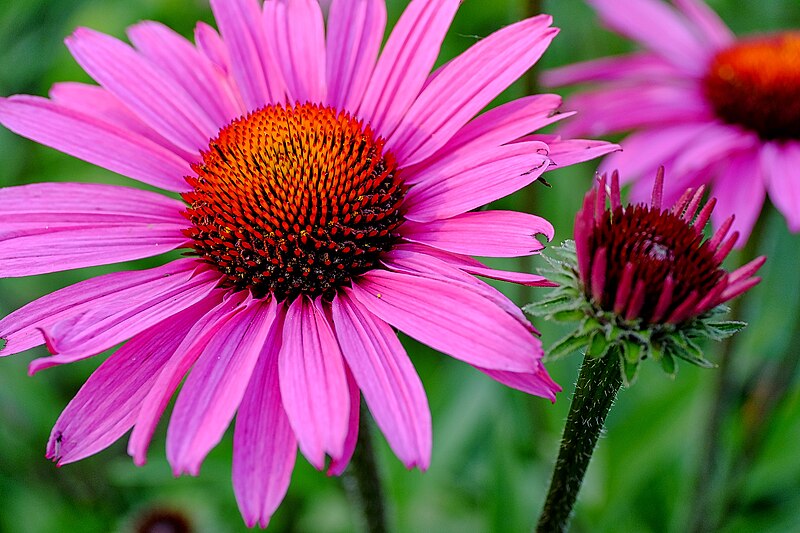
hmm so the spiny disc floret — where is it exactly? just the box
[183,103,405,301]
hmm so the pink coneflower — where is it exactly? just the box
[531,169,765,533]
[544,0,800,245]
[0,0,615,527]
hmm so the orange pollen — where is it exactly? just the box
[704,32,800,140]
[182,103,405,301]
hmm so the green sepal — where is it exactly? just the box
[587,332,611,359]
[622,340,643,364]
[552,309,587,322]
[621,355,640,387]
[546,332,591,361]
[660,352,677,378]
[670,335,716,368]
[705,320,747,341]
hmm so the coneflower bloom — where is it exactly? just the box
[531,170,764,533]
[544,0,800,245]
[0,0,615,527]
[531,168,765,382]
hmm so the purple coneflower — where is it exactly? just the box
[529,169,764,532]
[0,0,615,527]
[545,0,800,245]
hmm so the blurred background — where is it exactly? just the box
[1,0,800,532]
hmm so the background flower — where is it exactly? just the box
[545,0,800,245]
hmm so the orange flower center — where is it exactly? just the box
[705,32,800,140]
[182,103,405,301]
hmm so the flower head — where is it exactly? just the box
[529,169,764,384]
[544,0,800,244]
[0,0,616,528]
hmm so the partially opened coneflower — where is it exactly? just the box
[544,0,800,245]
[528,169,764,533]
[0,0,617,528]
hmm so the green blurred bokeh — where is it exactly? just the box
[1,1,799,532]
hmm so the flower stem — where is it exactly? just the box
[346,412,389,533]
[536,351,623,533]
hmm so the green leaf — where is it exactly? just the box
[546,332,591,361]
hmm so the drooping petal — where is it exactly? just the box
[405,142,550,222]
[526,135,621,170]
[46,298,219,466]
[66,28,218,152]
[0,259,203,358]
[127,292,249,465]
[326,368,360,477]
[358,0,460,138]
[33,269,219,372]
[475,364,561,402]
[706,151,765,246]
[401,210,553,257]
[387,15,557,166]
[673,0,735,49]
[209,0,286,110]
[326,0,386,111]
[263,0,327,104]
[763,141,800,232]
[233,309,297,529]
[587,0,709,72]
[48,82,198,161]
[279,297,350,470]
[0,95,190,191]
[350,269,542,372]
[127,21,242,127]
[560,84,709,137]
[0,182,189,277]
[332,291,431,470]
[542,52,679,87]
[381,247,539,333]
[168,297,278,476]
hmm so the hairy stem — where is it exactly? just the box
[536,351,623,533]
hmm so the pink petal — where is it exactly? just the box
[327,368,360,477]
[48,82,198,162]
[708,151,766,246]
[476,364,561,402]
[401,210,552,257]
[382,246,540,333]
[127,21,242,127]
[527,136,620,170]
[598,122,716,185]
[358,0,460,138]
[0,182,189,277]
[326,0,386,112]
[263,0,326,104]
[209,0,286,110]
[387,15,557,166]
[404,141,550,222]
[233,312,297,529]
[46,299,218,466]
[127,291,249,465]
[667,123,756,179]
[560,84,709,137]
[763,141,800,232]
[332,291,431,470]
[194,22,232,76]
[673,0,735,49]
[279,297,350,470]
[403,94,566,184]
[350,269,542,372]
[0,95,190,192]
[542,52,679,87]
[587,0,709,73]
[0,259,201,358]
[32,269,220,373]
[168,297,279,476]
[65,28,218,153]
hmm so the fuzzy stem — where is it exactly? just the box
[536,350,623,533]
[346,412,388,533]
